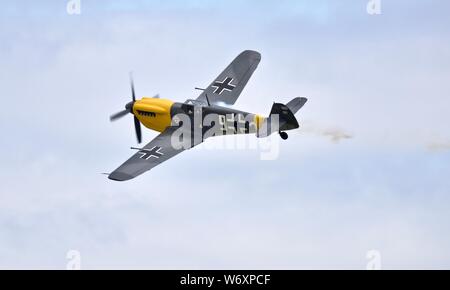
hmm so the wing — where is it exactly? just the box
[196,50,261,106]
[108,127,188,181]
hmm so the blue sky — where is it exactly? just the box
[1,0,450,269]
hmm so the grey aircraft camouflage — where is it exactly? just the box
[108,50,307,181]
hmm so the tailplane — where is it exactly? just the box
[257,97,307,139]
[286,97,307,114]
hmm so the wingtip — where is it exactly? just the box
[239,50,261,61]
[108,172,135,181]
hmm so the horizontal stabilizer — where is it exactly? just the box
[286,97,307,114]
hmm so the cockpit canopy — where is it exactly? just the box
[184,99,208,107]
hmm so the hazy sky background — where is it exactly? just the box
[1,0,450,269]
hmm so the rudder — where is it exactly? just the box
[257,97,307,138]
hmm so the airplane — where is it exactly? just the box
[108,50,307,181]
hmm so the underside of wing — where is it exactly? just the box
[108,127,187,181]
[196,50,261,106]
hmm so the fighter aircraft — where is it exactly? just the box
[108,50,307,181]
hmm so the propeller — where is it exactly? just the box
[109,109,128,121]
[109,73,142,144]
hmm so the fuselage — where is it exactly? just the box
[133,97,264,136]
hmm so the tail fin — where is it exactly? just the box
[269,102,299,131]
[257,97,307,137]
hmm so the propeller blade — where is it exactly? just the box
[110,109,129,121]
[134,116,142,143]
[153,94,160,98]
[130,72,136,102]
[110,73,142,142]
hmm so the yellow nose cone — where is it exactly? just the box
[133,98,174,132]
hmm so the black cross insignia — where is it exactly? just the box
[137,146,164,160]
[211,77,236,95]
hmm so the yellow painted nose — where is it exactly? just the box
[133,97,174,132]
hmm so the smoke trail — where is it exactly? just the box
[301,121,353,143]
[427,141,450,152]
[321,129,353,143]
